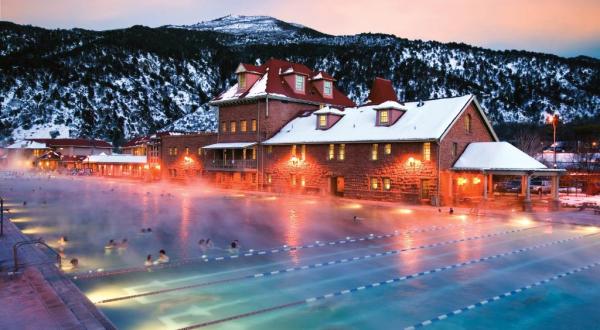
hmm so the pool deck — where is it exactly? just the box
[0,220,115,330]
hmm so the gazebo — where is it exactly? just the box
[451,142,565,211]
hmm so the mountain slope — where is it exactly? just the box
[0,16,599,146]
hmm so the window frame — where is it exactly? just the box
[423,142,431,161]
[338,144,345,161]
[371,144,379,161]
[230,121,237,133]
[379,110,389,125]
[240,120,247,132]
[295,75,305,92]
[465,114,472,134]
[251,119,257,132]
[318,114,327,129]
[238,73,246,89]
[328,144,335,160]
[452,142,458,157]
[323,80,332,96]
[383,178,391,191]
[221,121,227,133]
[370,177,379,190]
[384,143,392,155]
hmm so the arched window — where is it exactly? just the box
[465,114,472,133]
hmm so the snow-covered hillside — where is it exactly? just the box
[0,16,599,146]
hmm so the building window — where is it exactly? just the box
[383,178,391,191]
[238,74,246,89]
[452,142,458,157]
[171,147,178,156]
[371,144,378,161]
[301,144,306,161]
[240,120,247,132]
[300,176,306,187]
[465,114,472,134]
[267,173,272,184]
[252,146,256,160]
[291,174,297,186]
[243,148,247,160]
[251,119,257,132]
[230,121,237,133]
[423,142,431,161]
[221,121,227,133]
[198,147,202,155]
[291,144,297,157]
[185,147,189,155]
[338,144,345,160]
[328,144,335,160]
[324,80,332,96]
[318,114,327,129]
[267,145,273,154]
[370,177,379,190]
[295,75,305,92]
[379,111,389,125]
[384,143,392,155]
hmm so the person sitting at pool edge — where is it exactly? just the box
[156,250,169,264]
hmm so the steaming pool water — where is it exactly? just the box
[2,173,600,330]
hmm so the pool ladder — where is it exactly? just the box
[13,239,62,272]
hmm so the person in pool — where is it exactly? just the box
[145,254,153,266]
[58,236,68,245]
[105,239,117,249]
[118,238,128,249]
[156,250,169,264]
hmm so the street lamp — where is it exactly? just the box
[1,198,4,237]
[547,113,560,168]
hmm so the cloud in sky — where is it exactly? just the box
[2,0,599,58]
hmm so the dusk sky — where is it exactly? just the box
[2,0,599,58]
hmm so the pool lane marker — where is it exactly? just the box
[175,232,599,330]
[73,218,498,280]
[94,224,547,304]
[404,260,600,330]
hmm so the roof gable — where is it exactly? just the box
[453,142,547,170]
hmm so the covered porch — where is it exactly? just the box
[202,142,257,171]
[450,142,565,211]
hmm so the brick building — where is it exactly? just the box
[160,58,556,206]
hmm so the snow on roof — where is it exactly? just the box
[373,101,408,111]
[263,95,475,145]
[85,154,147,164]
[6,140,48,149]
[246,73,268,97]
[313,107,345,116]
[453,142,547,170]
[202,142,257,149]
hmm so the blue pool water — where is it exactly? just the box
[2,174,599,329]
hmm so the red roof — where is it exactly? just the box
[122,136,151,148]
[366,77,398,105]
[30,138,112,148]
[311,71,335,81]
[213,58,355,108]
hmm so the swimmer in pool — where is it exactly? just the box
[145,254,153,266]
[118,238,128,249]
[58,236,68,245]
[156,249,169,264]
[70,258,79,268]
[105,239,117,249]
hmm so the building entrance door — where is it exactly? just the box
[420,179,433,200]
[330,176,345,196]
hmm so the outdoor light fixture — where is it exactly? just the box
[457,177,468,186]
[473,177,481,184]
[155,164,161,170]
[407,157,416,168]
[288,155,301,166]
[184,156,193,164]
[143,164,150,170]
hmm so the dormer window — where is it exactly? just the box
[238,74,246,89]
[379,110,389,125]
[295,75,305,92]
[318,115,327,129]
[323,81,332,96]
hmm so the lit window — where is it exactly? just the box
[383,178,391,191]
[384,143,392,155]
[198,147,202,155]
[251,119,257,132]
[252,146,256,160]
[452,142,458,157]
[379,111,389,125]
[173,147,178,155]
[267,173,272,184]
[240,120,247,132]
[318,114,327,128]
[423,142,431,161]
[371,177,379,190]
[221,121,227,133]
[291,145,297,157]
[338,144,345,160]
[238,74,246,89]
[465,114,472,134]
[328,144,335,160]
[300,176,306,187]
[371,144,378,160]
[230,121,237,133]
[243,148,247,160]
[291,174,297,186]
[185,147,189,155]
[324,81,332,96]
[301,145,306,161]
[267,145,273,154]
[295,75,305,92]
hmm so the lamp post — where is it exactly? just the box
[548,113,560,168]
[1,197,4,237]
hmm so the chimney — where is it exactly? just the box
[366,77,398,105]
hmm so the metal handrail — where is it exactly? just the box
[13,239,62,272]
[206,159,257,169]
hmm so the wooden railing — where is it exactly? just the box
[205,159,257,170]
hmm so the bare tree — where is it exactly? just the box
[514,128,543,156]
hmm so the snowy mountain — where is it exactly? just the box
[0,16,599,146]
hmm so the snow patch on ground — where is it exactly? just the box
[11,124,71,141]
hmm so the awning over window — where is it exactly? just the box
[202,142,257,150]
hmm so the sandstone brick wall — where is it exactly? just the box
[161,133,217,181]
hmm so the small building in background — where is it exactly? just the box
[83,153,147,178]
